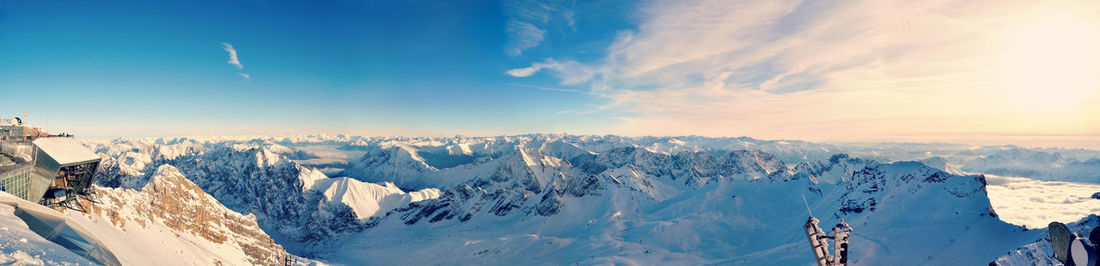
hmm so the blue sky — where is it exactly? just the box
[1,0,1098,148]
[0,0,630,136]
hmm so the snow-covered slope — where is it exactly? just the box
[317,153,1041,264]
[89,138,363,243]
[86,137,445,258]
[0,163,291,265]
[67,165,288,265]
[833,143,1100,184]
[0,197,94,265]
[78,134,1099,264]
[224,134,1043,264]
[992,215,1100,265]
[312,177,440,220]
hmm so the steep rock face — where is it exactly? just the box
[76,165,287,265]
[792,153,870,184]
[80,135,1083,265]
[389,147,1000,229]
[338,136,820,191]
[162,145,313,232]
[386,143,792,226]
[90,139,362,243]
[563,135,842,164]
[818,161,995,219]
[326,152,1038,265]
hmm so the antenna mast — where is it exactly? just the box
[802,193,813,217]
[801,193,852,266]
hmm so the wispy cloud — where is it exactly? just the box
[505,58,594,85]
[556,109,594,115]
[508,0,1100,145]
[502,0,576,56]
[508,83,586,93]
[506,21,546,56]
[222,42,250,81]
[502,0,550,56]
[221,42,243,69]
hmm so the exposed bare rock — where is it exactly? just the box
[80,165,287,265]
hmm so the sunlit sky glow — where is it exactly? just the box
[1,0,1098,148]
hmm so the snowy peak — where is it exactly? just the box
[718,149,789,180]
[298,166,329,191]
[141,165,201,196]
[793,153,873,184]
[78,135,1095,265]
[391,148,800,227]
[78,164,288,265]
[823,160,993,219]
[340,145,439,189]
[336,146,1035,265]
[312,177,441,220]
[91,139,366,244]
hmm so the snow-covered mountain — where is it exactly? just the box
[312,177,440,220]
[88,138,365,244]
[110,134,1098,184]
[67,134,1099,264]
[0,164,292,265]
[266,134,1100,184]
[831,143,1100,184]
[960,147,1100,183]
[72,165,288,265]
[319,150,1042,264]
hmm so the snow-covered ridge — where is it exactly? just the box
[328,153,1042,264]
[88,134,1100,184]
[86,136,440,254]
[232,133,1100,184]
[90,139,359,244]
[312,178,440,220]
[79,134,1100,264]
[71,165,288,265]
[0,164,291,265]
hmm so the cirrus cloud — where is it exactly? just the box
[221,42,243,69]
[507,0,1100,148]
[221,42,251,81]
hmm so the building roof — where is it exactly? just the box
[31,138,100,165]
[1,192,123,266]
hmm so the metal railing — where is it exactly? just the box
[0,164,33,200]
